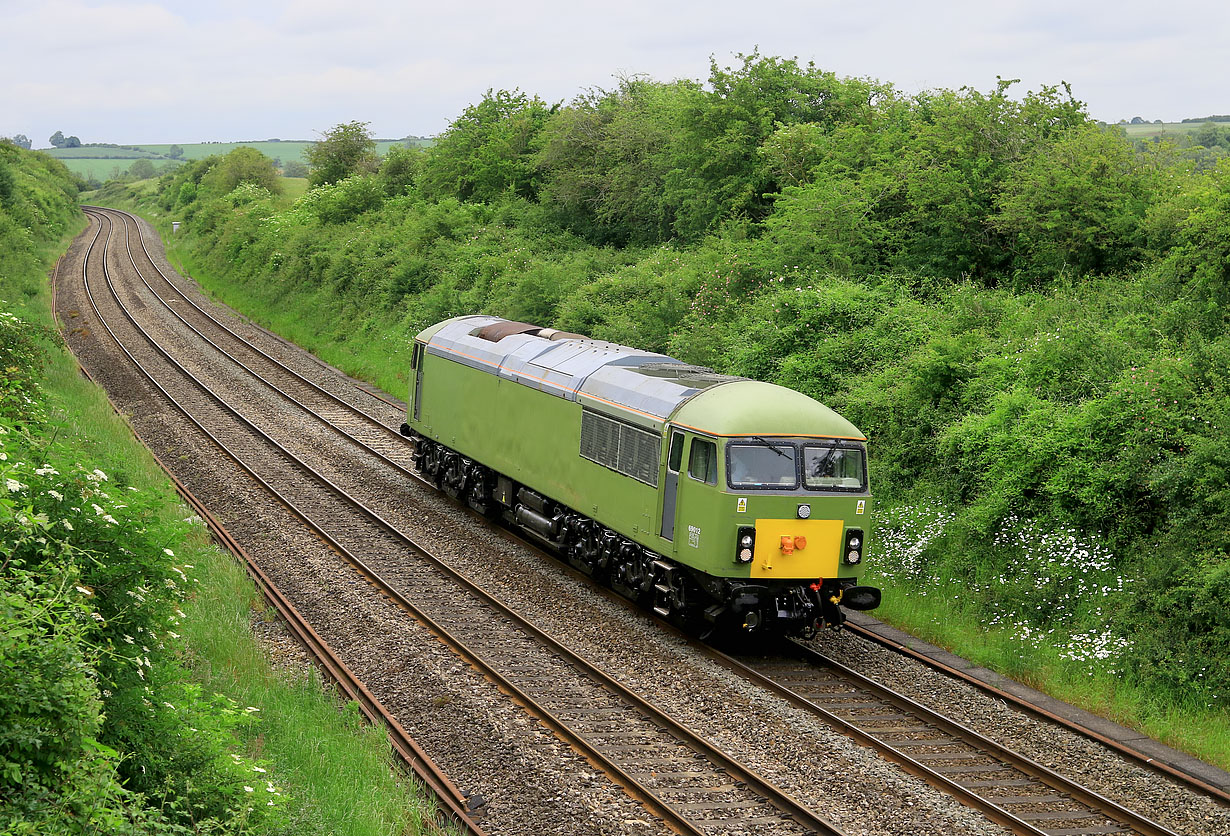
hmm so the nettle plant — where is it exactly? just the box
[1,306,287,832]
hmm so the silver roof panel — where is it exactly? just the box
[423,316,736,431]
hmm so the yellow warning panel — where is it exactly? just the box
[750,518,843,579]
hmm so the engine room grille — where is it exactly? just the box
[580,410,660,487]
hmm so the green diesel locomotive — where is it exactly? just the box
[400,315,881,636]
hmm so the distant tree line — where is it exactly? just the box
[48,130,81,148]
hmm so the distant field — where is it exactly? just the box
[133,139,426,162]
[55,157,184,181]
[42,137,431,181]
[281,176,310,199]
[45,146,167,159]
[1120,120,1224,139]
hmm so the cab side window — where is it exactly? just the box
[667,431,685,473]
[688,439,717,485]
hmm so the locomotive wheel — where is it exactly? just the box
[611,549,652,604]
[567,523,606,578]
[420,441,443,485]
[465,464,496,517]
[440,453,466,500]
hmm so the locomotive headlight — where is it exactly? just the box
[735,526,756,564]
[797,504,811,519]
[843,527,864,566]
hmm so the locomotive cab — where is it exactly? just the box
[659,381,882,634]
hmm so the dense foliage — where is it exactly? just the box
[1,143,291,834]
[130,55,1228,711]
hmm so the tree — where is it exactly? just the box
[419,89,555,202]
[49,130,65,148]
[127,159,156,180]
[167,144,184,159]
[306,121,377,187]
[991,123,1162,278]
[64,136,81,148]
[281,159,308,178]
[377,145,419,195]
[5,134,31,150]
[200,146,282,195]
[0,158,14,206]
[537,76,689,244]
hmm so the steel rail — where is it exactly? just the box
[728,641,1179,836]
[87,207,419,483]
[70,210,484,836]
[75,209,846,836]
[840,620,1230,805]
[83,206,402,438]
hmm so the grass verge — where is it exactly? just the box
[17,219,435,835]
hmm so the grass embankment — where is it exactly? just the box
[3,145,432,834]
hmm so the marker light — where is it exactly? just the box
[735,525,756,564]
[843,527,864,565]
[797,504,811,519]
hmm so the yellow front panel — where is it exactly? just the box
[750,518,843,580]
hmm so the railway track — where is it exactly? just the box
[72,207,842,835]
[729,644,1175,836]
[61,206,1228,836]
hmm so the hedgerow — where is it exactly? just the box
[1,304,290,834]
[2,142,296,834]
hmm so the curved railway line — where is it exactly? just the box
[54,205,1230,836]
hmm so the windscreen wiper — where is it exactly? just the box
[750,436,790,458]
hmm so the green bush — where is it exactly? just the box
[3,282,285,832]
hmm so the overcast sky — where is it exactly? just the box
[3,0,1227,147]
